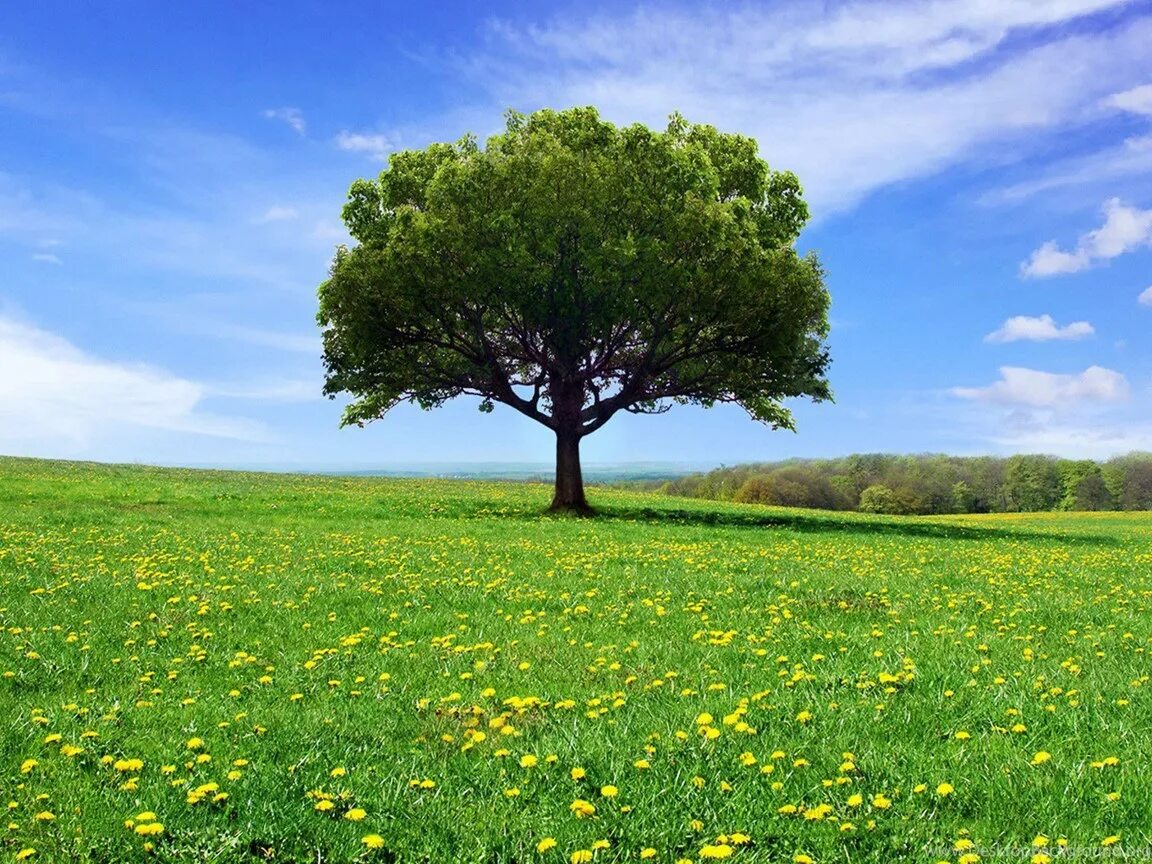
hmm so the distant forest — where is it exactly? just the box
[653,453,1152,515]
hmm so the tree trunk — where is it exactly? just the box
[550,430,591,514]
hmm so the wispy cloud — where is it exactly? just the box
[263,106,306,135]
[1105,83,1152,115]
[0,314,267,447]
[456,0,1148,215]
[31,252,61,265]
[984,314,1094,343]
[1020,198,1152,277]
[209,378,319,402]
[1140,286,1152,306]
[258,205,300,222]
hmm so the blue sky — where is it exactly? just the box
[2,0,1151,469]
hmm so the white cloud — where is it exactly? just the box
[1019,241,1091,276]
[984,314,1094,343]
[1021,198,1152,277]
[0,315,267,447]
[984,420,1152,459]
[334,131,395,161]
[209,378,319,402]
[952,365,1129,407]
[1140,286,1152,306]
[459,1,1148,215]
[263,107,306,135]
[259,205,299,222]
[31,252,61,265]
[986,135,1152,204]
[1105,83,1152,115]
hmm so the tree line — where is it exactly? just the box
[655,453,1152,515]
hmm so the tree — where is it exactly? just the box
[1000,455,1061,512]
[318,107,832,512]
[1072,471,1112,511]
[950,480,977,514]
[858,484,899,514]
[1058,460,1112,511]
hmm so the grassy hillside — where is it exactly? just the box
[1,457,1150,863]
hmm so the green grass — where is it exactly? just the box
[1,456,1150,863]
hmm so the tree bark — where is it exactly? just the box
[550,429,591,513]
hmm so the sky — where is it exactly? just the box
[2,0,1152,469]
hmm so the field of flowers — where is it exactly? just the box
[1,457,1150,863]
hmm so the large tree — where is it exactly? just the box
[318,107,832,512]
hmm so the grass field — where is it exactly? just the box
[1,457,1150,863]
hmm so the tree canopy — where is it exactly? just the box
[318,107,832,511]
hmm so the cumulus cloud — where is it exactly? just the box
[263,107,306,135]
[459,0,1148,215]
[0,315,267,447]
[1105,83,1152,115]
[1140,286,1152,306]
[334,131,395,161]
[951,365,1129,407]
[984,314,1094,343]
[1020,198,1152,277]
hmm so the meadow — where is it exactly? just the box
[1,457,1150,863]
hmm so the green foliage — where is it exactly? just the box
[950,481,977,514]
[3,457,1152,862]
[661,452,1152,515]
[1001,456,1062,513]
[318,107,832,502]
[857,483,922,515]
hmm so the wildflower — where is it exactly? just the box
[641,849,657,859]
[537,838,557,853]
[362,834,385,849]
[1030,751,1052,766]
[345,808,367,821]
[520,754,538,769]
[571,767,586,780]
[601,785,618,798]
[571,851,593,863]
[700,845,734,859]
[936,783,954,797]
[570,799,596,818]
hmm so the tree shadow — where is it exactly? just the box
[586,502,1119,546]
